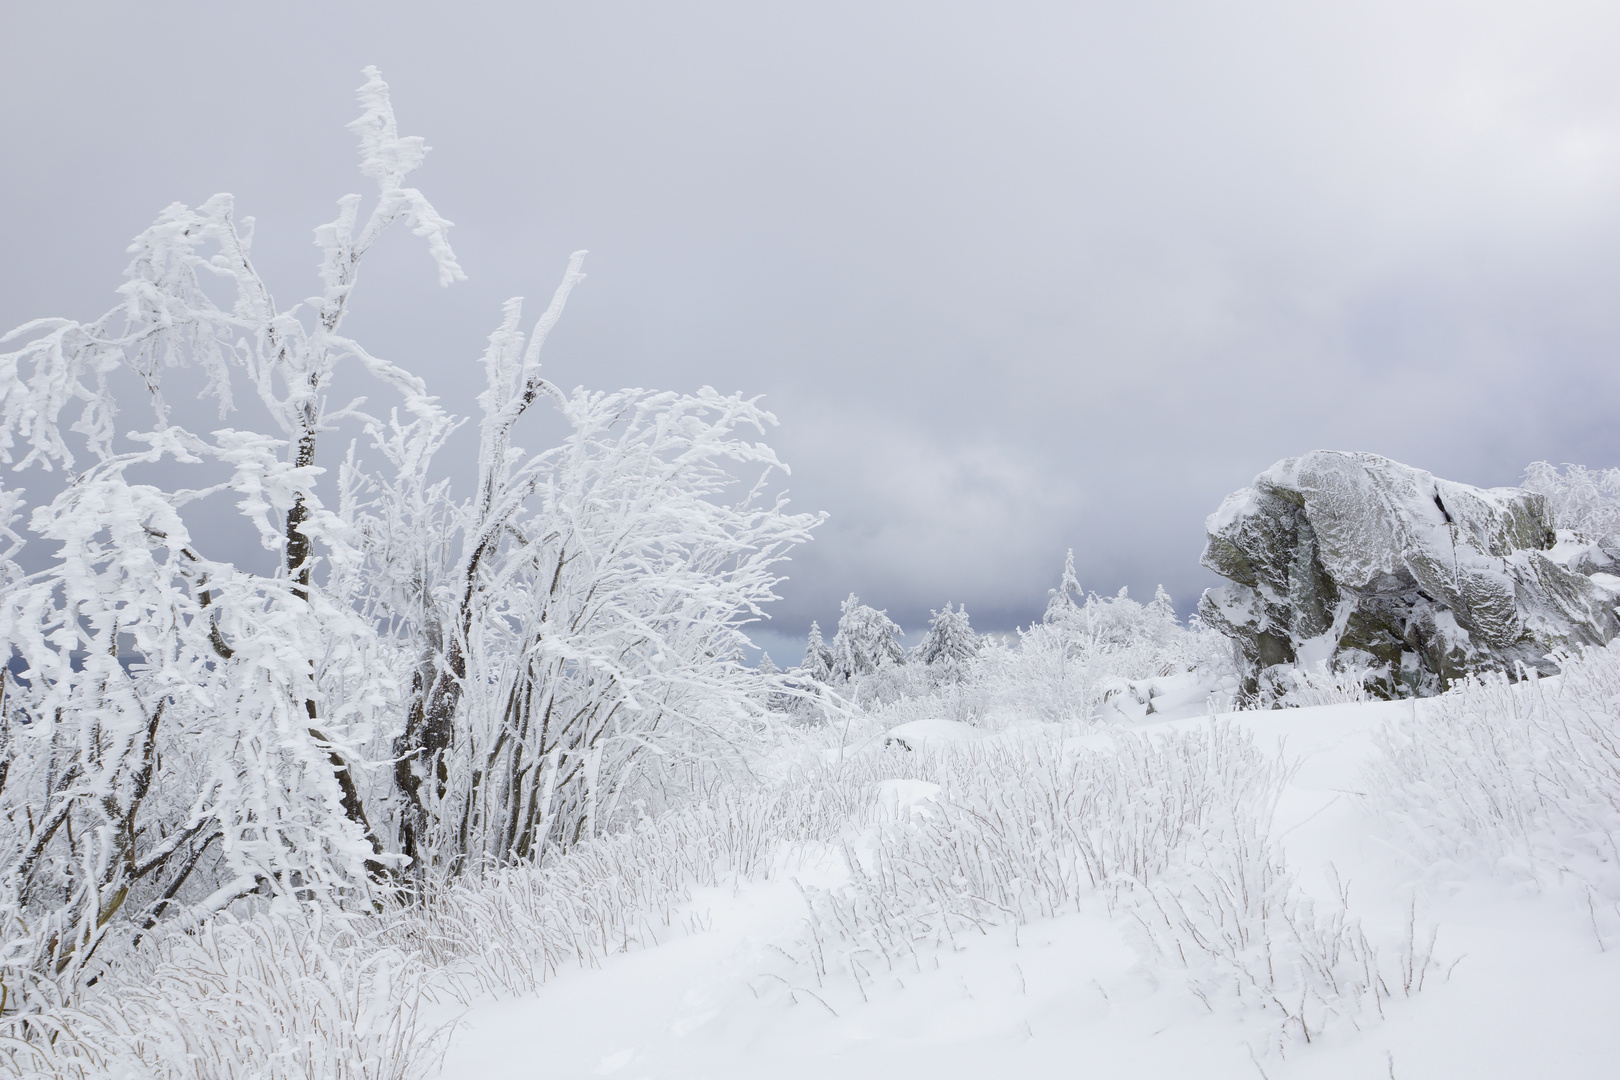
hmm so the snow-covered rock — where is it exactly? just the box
[884,718,982,751]
[1098,671,1232,723]
[1197,450,1620,698]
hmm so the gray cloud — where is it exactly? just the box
[5,1,1620,652]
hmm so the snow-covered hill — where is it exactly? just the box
[436,686,1620,1079]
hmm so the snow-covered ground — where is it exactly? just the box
[435,698,1620,1079]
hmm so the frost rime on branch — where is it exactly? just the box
[0,65,821,1019]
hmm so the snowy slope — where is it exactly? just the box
[436,699,1620,1079]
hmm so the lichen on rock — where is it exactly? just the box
[1198,451,1620,700]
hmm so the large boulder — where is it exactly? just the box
[1197,451,1620,699]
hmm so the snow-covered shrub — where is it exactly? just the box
[1523,461,1620,541]
[367,369,818,872]
[1132,825,1414,1053]
[1258,659,1376,708]
[1366,643,1620,936]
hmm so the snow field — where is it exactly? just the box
[9,652,1620,1078]
[435,664,1620,1079]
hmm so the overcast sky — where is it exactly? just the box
[6,1,1620,660]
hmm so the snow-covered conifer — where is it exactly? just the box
[1150,584,1175,620]
[756,652,789,712]
[1045,548,1085,624]
[801,621,834,683]
[828,594,905,682]
[914,602,981,668]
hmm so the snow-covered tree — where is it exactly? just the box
[370,365,819,871]
[801,621,834,683]
[987,552,1226,722]
[0,67,462,995]
[1045,548,1087,624]
[827,594,905,682]
[755,652,791,713]
[913,602,980,670]
[0,65,820,1008]
[1041,552,1182,658]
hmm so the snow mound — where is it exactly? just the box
[883,718,983,750]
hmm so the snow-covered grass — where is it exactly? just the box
[0,911,444,1080]
[1367,642,1620,945]
[790,725,1410,1053]
[0,759,882,1077]
[395,780,871,1002]
[1266,660,1376,708]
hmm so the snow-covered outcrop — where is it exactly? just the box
[1197,451,1620,698]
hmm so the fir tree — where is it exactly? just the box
[828,593,905,682]
[801,621,834,683]
[756,651,787,711]
[1045,548,1084,624]
[915,601,981,668]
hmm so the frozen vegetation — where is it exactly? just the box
[0,72,1616,1078]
